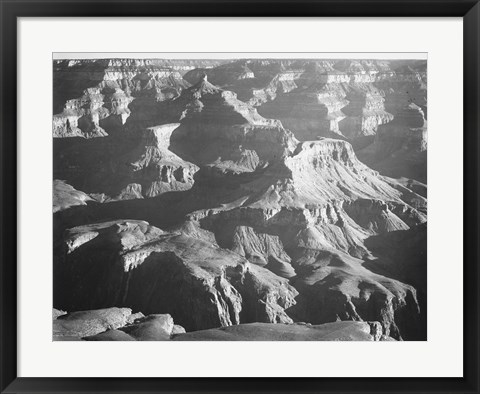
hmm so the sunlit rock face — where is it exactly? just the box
[54,308,394,341]
[53,87,110,138]
[166,76,297,175]
[53,59,225,137]
[54,220,298,332]
[53,57,427,341]
[53,180,92,212]
[121,124,199,197]
[255,59,426,148]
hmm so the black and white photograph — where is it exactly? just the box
[52,54,427,342]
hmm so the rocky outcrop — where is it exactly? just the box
[183,60,256,87]
[53,180,93,212]
[187,137,426,216]
[54,220,298,332]
[53,59,221,137]
[87,314,175,341]
[184,60,303,107]
[53,308,67,319]
[53,59,223,107]
[167,76,297,174]
[289,249,421,340]
[125,124,198,196]
[53,58,426,144]
[231,225,295,278]
[178,138,426,339]
[104,123,199,199]
[183,60,403,141]
[259,81,393,142]
[376,61,427,114]
[338,83,393,140]
[52,304,395,341]
[254,59,426,145]
[52,58,427,341]
[53,307,139,340]
[80,318,393,341]
[53,87,110,138]
[53,86,135,138]
[363,223,427,340]
[52,307,184,341]
[190,206,423,339]
[258,83,348,141]
[53,124,199,201]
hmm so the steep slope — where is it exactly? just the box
[183,60,255,87]
[53,74,297,201]
[120,123,199,197]
[167,76,297,174]
[94,123,199,199]
[53,87,112,138]
[52,58,428,341]
[53,123,199,201]
[357,103,427,182]
[176,137,426,339]
[183,59,305,107]
[256,59,426,148]
[53,59,215,137]
[53,59,223,110]
[288,249,421,340]
[363,223,427,339]
[54,220,298,332]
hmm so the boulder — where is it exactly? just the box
[53,307,134,340]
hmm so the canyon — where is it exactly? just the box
[53,57,427,341]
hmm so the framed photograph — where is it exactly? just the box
[1,0,479,393]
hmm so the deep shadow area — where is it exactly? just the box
[53,60,110,114]
[53,133,142,194]
[363,223,427,340]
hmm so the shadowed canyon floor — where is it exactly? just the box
[53,57,427,341]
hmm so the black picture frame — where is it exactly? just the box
[1,0,479,393]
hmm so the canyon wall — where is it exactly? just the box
[53,58,427,340]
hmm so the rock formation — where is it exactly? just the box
[53,307,393,341]
[357,103,427,182]
[53,307,141,340]
[54,220,298,332]
[53,57,428,341]
[53,180,92,212]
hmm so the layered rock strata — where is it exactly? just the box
[358,103,427,182]
[53,58,428,341]
[54,220,298,332]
